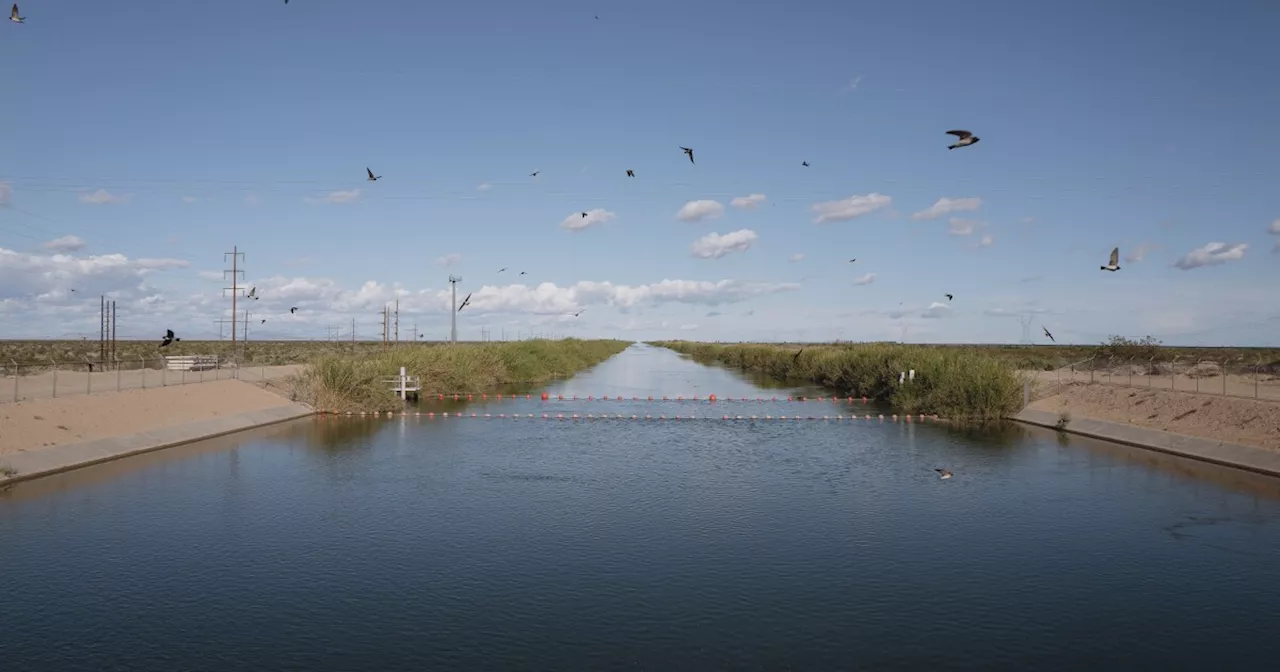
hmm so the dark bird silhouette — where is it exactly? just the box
[458,292,472,312]
[626,169,635,177]
[1043,326,1055,343]
[498,268,507,273]
[519,271,527,275]
[801,161,810,167]
[530,171,540,177]
[945,293,953,301]
[581,211,589,218]
[290,307,298,314]
[1101,247,1121,272]
[159,329,180,348]
[848,259,856,263]
[70,288,76,292]
[935,468,953,480]
[680,146,695,164]
[10,4,23,23]
[573,309,585,317]
[366,167,381,181]
[946,130,980,150]
[793,347,805,363]
[261,319,267,324]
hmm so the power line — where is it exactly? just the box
[222,246,245,347]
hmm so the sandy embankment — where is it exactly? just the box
[0,378,308,456]
[1025,381,1280,452]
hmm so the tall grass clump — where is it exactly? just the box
[652,341,1023,420]
[291,339,629,412]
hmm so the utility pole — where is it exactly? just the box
[351,318,356,346]
[222,246,245,347]
[1019,314,1034,345]
[381,307,389,347]
[449,274,462,344]
[99,295,106,363]
[394,299,399,344]
[110,300,116,365]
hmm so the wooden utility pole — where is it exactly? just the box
[110,300,116,365]
[394,299,399,344]
[222,246,245,346]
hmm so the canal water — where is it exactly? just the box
[3,343,1279,670]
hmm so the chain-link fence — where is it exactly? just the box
[0,356,304,403]
[1026,355,1280,402]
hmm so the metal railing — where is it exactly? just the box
[1025,355,1279,402]
[0,356,301,403]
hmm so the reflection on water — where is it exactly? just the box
[2,343,1280,670]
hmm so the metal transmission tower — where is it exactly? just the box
[1019,313,1035,344]
[222,246,245,346]
[448,275,463,344]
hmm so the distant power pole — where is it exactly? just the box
[394,299,400,344]
[110,300,116,364]
[222,246,245,346]
[1019,314,1034,344]
[448,275,462,344]
[351,318,356,346]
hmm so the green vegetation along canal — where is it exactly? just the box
[3,343,1279,669]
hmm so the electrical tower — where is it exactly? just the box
[222,246,245,346]
[1019,313,1034,344]
[394,299,399,344]
[448,275,463,344]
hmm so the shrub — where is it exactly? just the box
[1096,335,1162,362]
[652,341,1023,420]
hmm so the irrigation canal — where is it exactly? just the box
[3,343,1279,669]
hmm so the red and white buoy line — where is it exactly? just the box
[412,393,877,404]
[316,410,942,423]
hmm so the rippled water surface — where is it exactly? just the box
[3,343,1280,670]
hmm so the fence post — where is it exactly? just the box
[86,357,93,395]
[1170,358,1180,391]
[141,357,147,389]
[1257,356,1263,399]
[116,355,122,392]
[48,356,58,399]
[1222,358,1228,397]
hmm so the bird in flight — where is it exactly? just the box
[801,161,810,167]
[458,292,472,312]
[573,309,585,317]
[366,167,381,181]
[680,147,695,164]
[261,319,267,324]
[498,268,507,273]
[945,293,954,301]
[1043,326,1055,343]
[519,271,527,276]
[159,329,179,348]
[530,171,540,177]
[793,347,805,363]
[848,258,856,263]
[626,169,635,177]
[1101,247,1121,272]
[246,287,257,300]
[290,307,298,314]
[10,4,23,23]
[935,468,953,480]
[945,130,980,150]
[581,211,589,218]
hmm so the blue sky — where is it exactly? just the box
[1,0,1278,345]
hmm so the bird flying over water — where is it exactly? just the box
[935,468,953,480]
[626,169,635,177]
[945,293,953,301]
[159,329,179,348]
[1101,247,1121,272]
[458,293,472,312]
[680,147,695,164]
[946,130,979,150]
[366,167,381,181]
[10,4,23,23]
[1043,326,1055,343]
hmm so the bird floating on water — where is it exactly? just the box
[935,468,953,480]
[159,329,180,348]
[366,167,381,182]
[10,4,23,23]
[1101,247,1121,272]
[680,147,695,164]
[945,130,979,150]
[1043,326,1055,343]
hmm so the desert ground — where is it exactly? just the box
[0,378,303,456]
[0,364,303,403]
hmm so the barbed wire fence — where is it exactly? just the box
[1027,352,1280,403]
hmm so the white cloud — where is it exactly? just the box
[810,193,892,224]
[43,235,86,253]
[1269,218,1280,235]
[181,195,198,204]
[947,217,981,236]
[477,182,493,192]
[306,189,361,205]
[78,189,127,205]
[0,182,11,206]
[691,229,758,259]
[911,197,982,220]
[561,208,618,232]
[1124,243,1158,263]
[676,200,725,222]
[197,270,224,282]
[730,193,767,209]
[975,234,995,248]
[853,273,876,286]
[0,247,190,305]
[921,302,951,318]
[434,253,462,267]
[1173,242,1247,270]
[984,307,1053,318]
[788,253,805,262]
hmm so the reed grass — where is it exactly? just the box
[652,341,1023,420]
[290,339,630,412]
